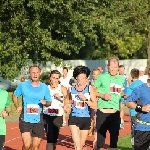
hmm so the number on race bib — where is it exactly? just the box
[110,83,121,94]
[48,108,59,114]
[26,104,39,114]
[74,101,86,108]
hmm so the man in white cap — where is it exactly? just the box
[139,67,148,83]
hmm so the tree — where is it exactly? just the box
[40,71,50,85]
[147,11,150,72]
[91,0,149,59]
[0,0,99,80]
[0,0,149,80]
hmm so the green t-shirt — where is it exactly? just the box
[94,72,124,110]
[0,88,11,135]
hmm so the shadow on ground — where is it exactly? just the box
[4,146,18,150]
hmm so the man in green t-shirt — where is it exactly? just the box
[0,88,11,150]
[94,57,124,150]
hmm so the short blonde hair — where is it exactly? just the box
[108,57,119,66]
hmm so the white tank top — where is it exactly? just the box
[43,84,64,116]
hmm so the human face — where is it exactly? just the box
[62,69,68,77]
[119,67,125,75]
[76,74,87,85]
[92,70,100,80]
[50,74,60,85]
[30,67,40,82]
[108,61,119,76]
[139,71,144,76]
[97,67,103,74]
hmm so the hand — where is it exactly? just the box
[123,95,128,99]
[64,104,71,113]
[78,92,87,101]
[103,94,111,101]
[40,99,46,105]
[54,93,60,99]
[142,104,150,112]
[16,106,22,113]
[1,111,9,118]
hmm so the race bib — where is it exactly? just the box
[48,108,59,116]
[110,83,121,94]
[73,100,86,109]
[26,104,39,115]
[72,94,88,109]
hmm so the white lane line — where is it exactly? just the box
[57,136,71,144]
[5,137,21,143]
[10,126,18,129]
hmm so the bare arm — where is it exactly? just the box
[61,86,67,100]
[0,107,11,118]
[63,89,72,113]
[43,101,51,107]
[126,101,137,109]
[12,95,20,109]
[86,86,97,109]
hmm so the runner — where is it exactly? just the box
[94,57,124,150]
[89,68,100,136]
[64,65,97,150]
[139,66,148,83]
[89,68,100,149]
[126,68,150,150]
[121,68,143,149]
[59,67,71,126]
[12,65,51,150]
[0,89,11,150]
[88,68,100,137]
[119,65,128,129]
[43,70,67,150]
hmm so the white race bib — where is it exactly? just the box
[26,104,39,115]
[110,83,121,95]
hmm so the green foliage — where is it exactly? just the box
[91,0,149,59]
[0,0,149,80]
[40,71,50,85]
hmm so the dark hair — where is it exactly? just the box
[69,78,76,86]
[119,65,125,68]
[49,70,61,78]
[29,65,41,72]
[73,66,91,79]
[130,68,139,79]
[63,67,68,72]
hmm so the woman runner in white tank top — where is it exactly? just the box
[43,70,67,150]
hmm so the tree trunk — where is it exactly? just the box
[146,13,150,73]
[147,32,150,72]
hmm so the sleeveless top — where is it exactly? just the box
[70,85,91,117]
[43,84,64,116]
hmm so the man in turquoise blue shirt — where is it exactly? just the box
[13,65,52,150]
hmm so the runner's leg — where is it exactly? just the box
[69,125,81,150]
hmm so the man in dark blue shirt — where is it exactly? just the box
[126,68,150,150]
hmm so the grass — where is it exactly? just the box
[9,92,22,116]
[117,134,132,150]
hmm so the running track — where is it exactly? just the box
[5,114,131,150]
